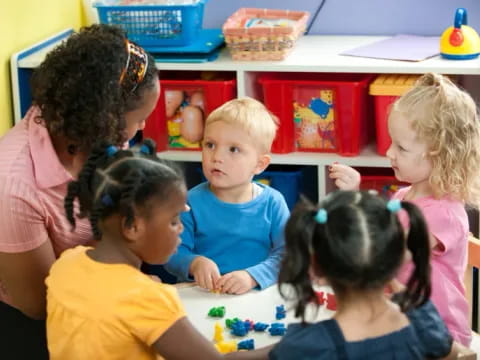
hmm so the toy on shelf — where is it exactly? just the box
[165,89,205,148]
[222,8,309,61]
[440,8,480,60]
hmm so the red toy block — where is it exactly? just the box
[326,293,337,311]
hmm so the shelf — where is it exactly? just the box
[158,144,391,167]
[18,35,480,74]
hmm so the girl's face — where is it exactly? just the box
[133,183,188,264]
[124,81,160,141]
[386,112,432,185]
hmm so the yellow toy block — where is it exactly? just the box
[214,340,237,354]
[213,322,224,343]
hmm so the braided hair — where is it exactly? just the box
[279,191,431,321]
[65,139,184,240]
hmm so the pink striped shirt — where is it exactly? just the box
[0,107,91,305]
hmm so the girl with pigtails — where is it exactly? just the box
[269,191,457,360]
[47,139,271,360]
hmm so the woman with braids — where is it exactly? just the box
[269,191,458,359]
[0,24,159,358]
[46,139,270,360]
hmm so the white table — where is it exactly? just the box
[177,284,335,348]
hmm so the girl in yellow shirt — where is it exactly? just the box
[46,139,269,360]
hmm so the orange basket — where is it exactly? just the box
[222,8,309,61]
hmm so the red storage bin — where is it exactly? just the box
[369,74,420,156]
[143,72,237,151]
[258,73,375,156]
[358,167,408,199]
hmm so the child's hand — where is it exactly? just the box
[189,256,221,291]
[329,163,361,190]
[216,270,257,295]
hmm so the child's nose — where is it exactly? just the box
[385,144,394,159]
[212,149,223,163]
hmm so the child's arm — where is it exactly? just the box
[243,193,290,289]
[328,163,361,190]
[225,345,274,359]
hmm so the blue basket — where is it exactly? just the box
[94,0,207,47]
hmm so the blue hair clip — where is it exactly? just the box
[101,194,114,207]
[387,199,402,213]
[106,145,118,157]
[139,144,151,155]
[314,208,328,224]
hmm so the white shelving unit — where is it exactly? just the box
[14,32,480,198]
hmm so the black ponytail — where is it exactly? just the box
[279,198,318,319]
[396,201,431,311]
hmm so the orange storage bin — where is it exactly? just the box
[143,72,237,151]
[369,74,420,156]
[358,167,408,199]
[258,73,375,156]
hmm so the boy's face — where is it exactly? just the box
[201,121,268,192]
[386,112,432,185]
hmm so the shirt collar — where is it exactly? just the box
[28,107,73,189]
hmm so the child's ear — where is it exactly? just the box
[309,255,329,287]
[122,216,145,243]
[253,154,271,175]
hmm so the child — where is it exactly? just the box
[46,139,270,360]
[330,73,480,346]
[165,98,290,294]
[270,190,456,359]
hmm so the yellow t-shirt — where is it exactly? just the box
[46,246,186,360]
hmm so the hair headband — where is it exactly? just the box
[119,40,149,93]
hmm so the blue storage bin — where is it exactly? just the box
[253,170,302,210]
[195,165,314,210]
[94,0,207,47]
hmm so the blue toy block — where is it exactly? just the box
[230,320,248,337]
[268,322,286,336]
[275,305,286,320]
[237,339,255,350]
[253,322,269,332]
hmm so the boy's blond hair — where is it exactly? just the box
[205,97,278,153]
[390,72,480,207]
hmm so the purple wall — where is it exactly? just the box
[203,0,480,36]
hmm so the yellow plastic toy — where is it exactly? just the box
[214,340,237,354]
[440,8,480,60]
[213,322,224,343]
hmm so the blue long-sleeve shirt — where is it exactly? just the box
[165,182,290,289]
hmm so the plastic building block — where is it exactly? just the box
[275,304,286,320]
[253,322,269,332]
[208,306,226,318]
[237,339,255,351]
[326,293,337,311]
[268,323,286,336]
[230,320,248,337]
[225,317,241,329]
[244,319,255,330]
[213,322,224,343]
[215,340,237,354]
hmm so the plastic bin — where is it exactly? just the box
[143,72,236,151]
[369,74,420,156]
[94,0,207,47]
[358,167,408,199]
[195,165,316,210]
[258,73,375,156]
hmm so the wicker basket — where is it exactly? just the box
[222,8,309,61]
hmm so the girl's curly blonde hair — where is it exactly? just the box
[390,73,480,207]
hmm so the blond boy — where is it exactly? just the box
[165,98,290,294]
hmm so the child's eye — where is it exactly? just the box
[171,216,181,226]
[229,146,239,153]
[204,141,214,149]
[398,145,406,151]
